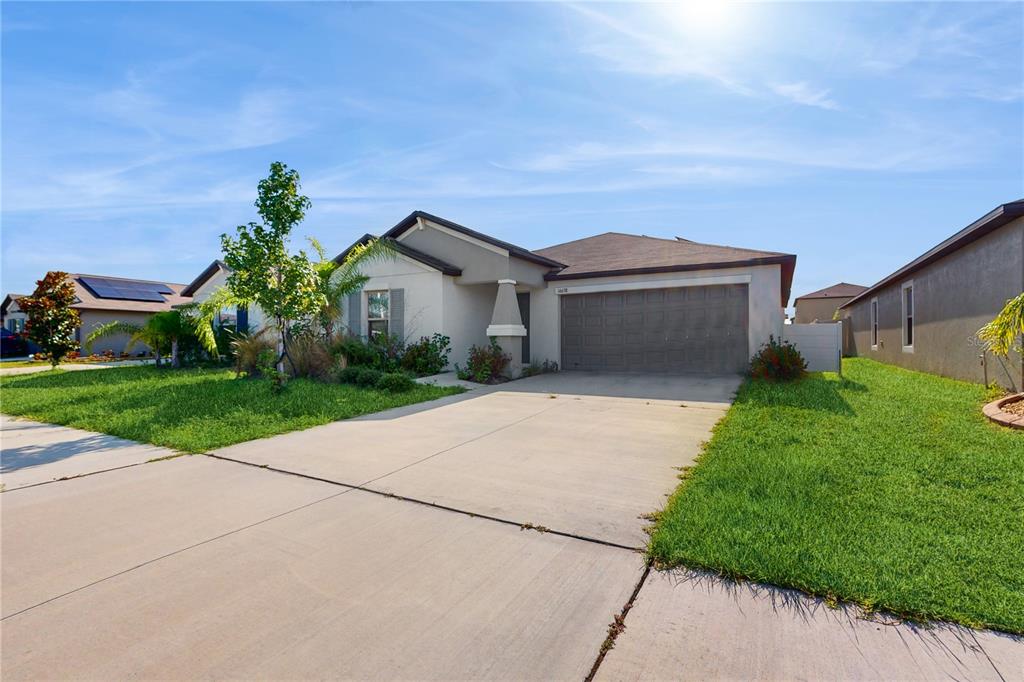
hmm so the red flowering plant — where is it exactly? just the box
[18,272,81,368]
[748,335,807,382]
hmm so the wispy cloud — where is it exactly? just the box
[770,82,840,111]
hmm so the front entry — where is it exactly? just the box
[560,284,749,373]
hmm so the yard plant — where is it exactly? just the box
[17,271,81,368]
[649,358,1023,634]
[0,365,461,453]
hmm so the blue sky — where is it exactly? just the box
[2,2,1021,312]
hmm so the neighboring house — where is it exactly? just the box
[179,260,264,332]
[1,294,28,333]
[793,283,867,323]
[336,211,796,375]
[839,199,1024,391]
[53,273,192,354]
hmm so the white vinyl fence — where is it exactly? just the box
[783,322,843,374]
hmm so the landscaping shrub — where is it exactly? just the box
[456,338,511,383]
[285,334,336,380]
[369,333,405,372]
[749,335,807,381]
[331,335,376,367]
[232,332,275,377]
[400,333,451,376]
[336,365,384,388]
[376,371,416,392]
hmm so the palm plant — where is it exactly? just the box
[308,236,395,341]
[978,292,1024,389]
[86,310,192,367]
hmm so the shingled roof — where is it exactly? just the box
[67,273,191,313]
[794,282,867,301]
[535,232,797,305]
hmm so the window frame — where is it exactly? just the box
[901,280,914,353]
[366,289,390,339]
[870,297,879,350]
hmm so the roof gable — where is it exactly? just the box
[181,260,230,297]
[795,282,868,301]
[333,234,462,276]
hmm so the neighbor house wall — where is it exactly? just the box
[845,217,1024,390]
[530,263,785,368]
[3,300,27,332]
[189,269,267,332]
[794,297,852,324]
[77,310,154,355]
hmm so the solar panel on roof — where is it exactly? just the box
[78,276,172,302]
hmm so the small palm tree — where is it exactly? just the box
[308,236,395,341]
[978,292,1024,389]
[87,310,193,368]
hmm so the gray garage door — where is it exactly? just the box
[560,284,749,374]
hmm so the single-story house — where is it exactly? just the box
[1,294,28,333]
[47,273,193,354]
[793,283,867,324]
[336,211,796,375]
[839,199,1024,391]
[179,260,263,331]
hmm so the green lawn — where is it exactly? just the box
[0,361,46,369]
[650,358,1023,634]
[0,366,462,453]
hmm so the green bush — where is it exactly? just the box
[749,335,807,381]
[400,333,451,376]
[456,338,511,383]
[331,335,376,367]
[336,365,384,388]
[369,333,405,372]
[376,371,416,392]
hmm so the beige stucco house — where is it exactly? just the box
[839,199,1023,391]
[793,283,867,324]
[179,260,266,332]
[26,273,193,354]
[336,211,796,375]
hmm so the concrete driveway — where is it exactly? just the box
[4,372,1019,679]
[0,372,736,680]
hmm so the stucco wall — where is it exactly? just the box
[357,257,445,342]
[189,269,267,332]
[845,217,1024,390]
[78,310,155,355]
[443,279,497,368]
[530,263,785,368]
[794,297,851,324]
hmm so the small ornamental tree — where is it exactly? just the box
[978,292,1024,389]
[19,271,81,368]
[220,162,324,372]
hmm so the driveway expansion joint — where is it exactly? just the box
[585,560,653,682]
[205,452,644,553]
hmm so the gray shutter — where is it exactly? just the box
[347,292,361,338]
[390,289,404,341]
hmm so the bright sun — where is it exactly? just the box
[662,1,742,36]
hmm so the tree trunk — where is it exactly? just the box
[171,338,180,369]
[155,351,162,368]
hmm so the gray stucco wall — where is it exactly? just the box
[844,217,1024,390]
[78,310,155,355]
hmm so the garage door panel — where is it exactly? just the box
[560,284,748,373]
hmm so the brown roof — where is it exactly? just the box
[794,282,867,301]
[65,273,192,313]
[535,232,797,305]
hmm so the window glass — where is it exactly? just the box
[903,285,914,347]
[367,291,389,338]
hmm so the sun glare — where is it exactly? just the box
[662,1,743,37]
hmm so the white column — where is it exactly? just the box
[486,279,526,377]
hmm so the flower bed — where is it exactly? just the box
[982,393,1024,430]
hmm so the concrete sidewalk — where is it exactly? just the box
[597,568,1023,681]
[0,414,176,490]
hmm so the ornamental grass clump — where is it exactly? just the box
[749,335,807,381]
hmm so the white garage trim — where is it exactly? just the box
[551,274,751,296]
